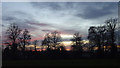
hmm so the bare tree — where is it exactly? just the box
[19,29,31,51]
[6,23,22,51]
[88,18,117,56]
[88,26,97,47]
[42,33,51,49]
[88,26,106,54]
[97,26,106,51]
[33,40,38,51]
[71,32,82,51]
[105,18,118,54]
[51,31,61,48]
[42,31,61,50]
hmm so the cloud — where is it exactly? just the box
[76,2,117,19]
[62,29,78,34]
[2,11,39,30]
[30,2,75,11]
[2,16,17,21]
[41,29,51,32]
[28,22,52,27]
[2,2,118,41]
[31,2,117,20]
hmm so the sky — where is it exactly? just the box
[2,2,118,44]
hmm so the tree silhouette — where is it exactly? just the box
[97,26,106,52]
[42,31,61,50]
[19,29,31,51]
[88,26,97,50]
[42,33,51,49]
[58,46,65,51]
[71,32,82,51]
[33,40,38,51]
[6,23,22,51]
[88,26,106,56]
[105,18,118,55]
[88,18,118,57]
[50,31,61,49]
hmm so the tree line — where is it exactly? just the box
[4,23,31,52]
[88,18,118,56]
[2,18,120,59]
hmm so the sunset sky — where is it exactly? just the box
[2,2,118,44]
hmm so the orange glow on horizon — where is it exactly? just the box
[65,48,71,51]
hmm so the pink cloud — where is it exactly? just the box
[28,22,51,27]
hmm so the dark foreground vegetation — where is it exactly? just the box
[2,58,120,68]
[2,49,120,68]
[2,50,120,60]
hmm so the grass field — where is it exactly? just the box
[2,59,120,68]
